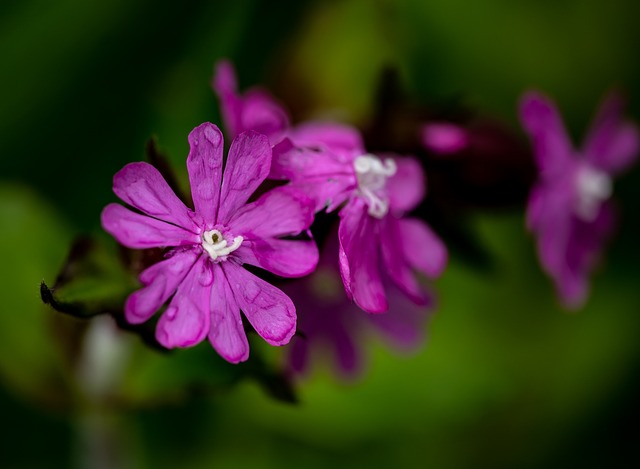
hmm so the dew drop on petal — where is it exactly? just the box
[199,264,214,286]
[244,281,260,302]
[157,329,169,344]
[165,306,177,320]
[204,125,221,146]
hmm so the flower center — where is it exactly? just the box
[201,229,243,261]
[574,164,612,221]
[353,154,397,218]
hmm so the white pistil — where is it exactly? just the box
[353,154,397,218]
[575,164,612,221]
[202,229,243,261]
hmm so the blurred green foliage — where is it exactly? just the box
[1,0,640,467]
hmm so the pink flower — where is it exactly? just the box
[324,145,447,313]
[520,91,639,308]
[212,60,447,314]
[271,125,447,313]
[101,123,318,363]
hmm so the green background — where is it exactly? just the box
[1,0,640,467]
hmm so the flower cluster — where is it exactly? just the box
[100,59,638,374]
[213,60,447,315]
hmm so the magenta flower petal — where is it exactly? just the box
[287,334,309,375]
[539,227,571,291]
[288,121,366,160]
[236,238,319,277]
[240,90,290,141]
[397,218,448,278]
[156,257,212,348]
[385,155,426,214]
[519,92,574,177]
[112,162,196,231]
[270,139,355,181]
[552,219,591,308]
[565,202,615,303]
[368,286,432,352]
[338,199,387,313]
[555,267,588,308]
[187,123,224,225]
[531,180,581,293]
[296,178,355,213]
[533,183,573,273]
[208,264,250,363]
[125,249,199,324]
[223,262,296,346]
[526,185,546,230]
[217,131,272,223]
[332,325,362,378]
[380,217,428,305]
[212,60,289,142]
[212,60,243,139]
[540,197,615,309]
[101,204,199,249]
[270,139,355,211]
[583,92,639,175]
[229,186,315,238]
[228,186,319,277]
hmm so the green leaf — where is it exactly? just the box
[0,183,72,404]
[41,236,135,319]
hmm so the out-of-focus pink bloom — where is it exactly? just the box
[102,123,318,363]
[212,60,289,144]
[520,91,639,308]
[285,234,432,380]
[421,122,470,154]
[212,60,447,314]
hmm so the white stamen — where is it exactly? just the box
[353,154,397,218]
[575,164,612,221]
[202,229,243,261]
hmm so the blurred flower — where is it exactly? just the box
[213,61,447,314]
[285,232,432,380]
[421,122,470,155]
[520,91,639,308]
[212,60,289,143]
[102,123,318,363]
